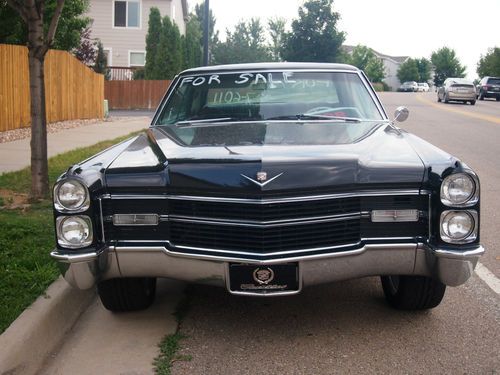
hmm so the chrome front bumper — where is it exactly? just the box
[51,243,485,293]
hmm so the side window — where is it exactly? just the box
[129,51,145,66]
[114,1,140,28]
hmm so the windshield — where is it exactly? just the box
[155,71,384,126]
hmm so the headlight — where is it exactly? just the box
[440,210,478,244]
[56,216,93,248]
[54,180,90,212]
[440,173,478,206]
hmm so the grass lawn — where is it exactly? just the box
[0,132,139,334]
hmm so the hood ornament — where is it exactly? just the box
[241,171,284,187]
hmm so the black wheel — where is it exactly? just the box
[443,93,449,103]
[437,95,441,102]
[97,277,157,312]
[381,275,446,310]
[470,100,476,105]
[479,92,485,100]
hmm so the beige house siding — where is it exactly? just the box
[380,58,402,91]
[88,0,187,68]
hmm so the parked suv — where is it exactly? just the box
[437,78,476,105]
[477,77,500,101]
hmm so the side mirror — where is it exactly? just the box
[393,106,409,123]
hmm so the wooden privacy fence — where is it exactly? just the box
[0,44,104,132]
[104,80,171,110]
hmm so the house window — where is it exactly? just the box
[129,51,145,66]
[114,1,140,28]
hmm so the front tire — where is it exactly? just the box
[381,275,446,310]
[444,94,449,103]
[470,100,476,105]
[479,92,485,100]
[97,277,157,312]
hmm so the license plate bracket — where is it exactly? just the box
[228,263,299,294]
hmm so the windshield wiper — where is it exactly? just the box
[266,114,361,123]
[175,117,236,127]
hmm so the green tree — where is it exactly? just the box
[415,57,432,82]
[94,41,109,79]
[212,18,271,64]
[268,17,286,62]
[365,57,385,83]
[430,47,466,86]
[153,17,182,79]
[0,0,90,51]
[145,7,162,79]
[5,0,67,198]
[347,45,385,82]
[397,58,419,82]
[281,0,345,62]
[183,15,202,69]
[476,47,500,77]
[194,2,218,63]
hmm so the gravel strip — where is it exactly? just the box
[0,118,122,144]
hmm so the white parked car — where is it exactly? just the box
[417,83,430,92]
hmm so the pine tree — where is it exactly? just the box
[145,7,162,79]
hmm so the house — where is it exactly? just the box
[87,0,188,74]
[343,45,409,91]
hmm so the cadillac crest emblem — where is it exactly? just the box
[256,171,267,182]
[253,267,275,285]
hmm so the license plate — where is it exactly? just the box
[228,263,299,294]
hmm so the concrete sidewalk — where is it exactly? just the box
[0,117,149,174]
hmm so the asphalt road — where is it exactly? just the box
[40,92,500,374]
[172,92,500,375]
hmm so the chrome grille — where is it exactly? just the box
[170,219,360,253]
[102,192,429,255]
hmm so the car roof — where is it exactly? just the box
[180,62,359,75]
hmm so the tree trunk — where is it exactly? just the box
[28,30,49,199]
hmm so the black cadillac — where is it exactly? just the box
[51,63,484,312]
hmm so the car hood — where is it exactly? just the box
[102,122,427,195]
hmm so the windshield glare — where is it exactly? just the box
[156,71,384,126]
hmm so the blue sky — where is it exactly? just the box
[192,0,500,79]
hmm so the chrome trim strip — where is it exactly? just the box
[101,189,426,204]
[432,245,485,259]
[114,234,424,258]
[168,212,363,228]
[98,197,105,243]
[360,237,418,241]
[358,70,388,119]
[241,172,284,187]
[116,239,363,258]
[428,193,432,239]
[113,243,417,265]
[50,251,99,263]
[169,241,361,257]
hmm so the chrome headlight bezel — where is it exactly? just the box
[53,179,90,213]
[56,215,93,249]
[440,173,478,207]
[440,210,478,244]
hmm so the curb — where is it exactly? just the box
[0,276,95,375]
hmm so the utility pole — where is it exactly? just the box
[203,0,209,66]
